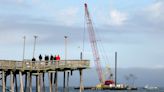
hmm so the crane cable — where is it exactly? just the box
[83,7,112,81]
[82,11,86,58]
[94,27,112,80]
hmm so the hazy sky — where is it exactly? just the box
[0,0,164,68]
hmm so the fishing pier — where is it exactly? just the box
[0,60,90,92]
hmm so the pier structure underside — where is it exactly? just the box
[0,60,90,92]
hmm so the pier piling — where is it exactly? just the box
[54,71,58,92]
[63,71,66,92]
[10,71,14,92]
[49,72,53,92]
[79,69,83,92]
[19,71,24,92]
[14,73,18,92]
[66,72,69,92]
[29,73,32,92]
[39,73,43,92]
[42,73,45,92]
[24,73,27,92]
[2,71,5,92]
[37,74,40,92]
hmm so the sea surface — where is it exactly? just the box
[1,87,164,92]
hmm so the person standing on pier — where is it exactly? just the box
[50,55,53,64]
[59,55,60,60]
[45,55,49,65]
[54,55,56,60]
[50,55,53,60]
[32,57,36,61]
[39,54,42,61]
[45,55,49,61]
[56,55,60,61]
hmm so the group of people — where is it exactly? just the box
[39,54,61,61]
[32,54,61,61]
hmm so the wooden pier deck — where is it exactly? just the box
[0,60,90,92]
[0,60,90,72]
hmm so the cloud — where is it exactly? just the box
[91,0,164,46]
[0,14,84,45]
[96,9,128,27]
[108,9,128,26]
[146,0,164,20]
[0,0,31,6]
[54,7,79,26]
[133,0,164,30]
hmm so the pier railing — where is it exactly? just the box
[0,60,90,71]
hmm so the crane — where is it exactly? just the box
[84,3,104,84]
[84,3,114,88]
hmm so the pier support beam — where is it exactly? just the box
[29,73,32,92]
[5,73,7,91]
[19,71,24,92]
[10,71,14,92]
[66,72,69,92]
[79,69,83,92]
[36,75,38,92]
[63,71,66,92]
[39,73,43,92]
[2,71,5,92]
[24,73,27,92]
[54,72,58,92]
[42,73,45,92]
[49,73,53,92]
[26,72,30,92]
[14,73,18,92]
[37,75,40,92]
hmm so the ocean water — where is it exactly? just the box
[58,88,164,92]
[1,87,164,92]
[30,87,164,92]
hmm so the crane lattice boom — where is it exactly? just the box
[84,3,104,83]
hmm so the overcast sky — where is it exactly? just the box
[0,0,164,68]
